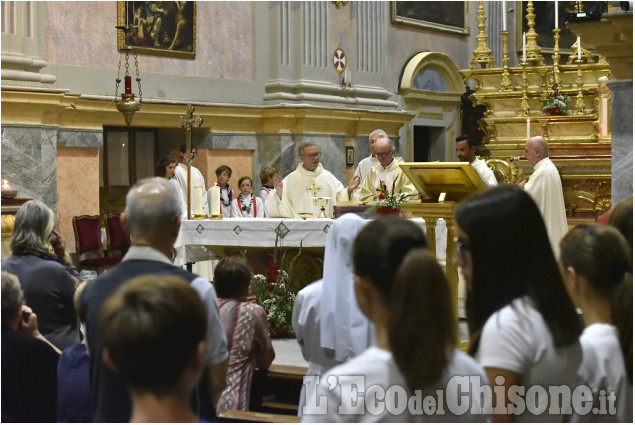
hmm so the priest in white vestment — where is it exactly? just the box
[265,142,360,218]
[455,135,498,186]
[520,136,568,255]
[350,129,385,200]
[173,144,209,216]
[359,138,418,203]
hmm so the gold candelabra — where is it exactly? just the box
[524,1,545,66]
[500,31,512,91]
[519,62,530,116]
[551,28,561,87]
[574,62,586,114]
[470,1,495,69]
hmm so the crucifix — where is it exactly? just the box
[177,104,203,219]
[306,180,323,205]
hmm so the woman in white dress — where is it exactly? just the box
[302,216,488,422]
[560,224,632,422]
[454,185,583,422]
[230,177,267,218]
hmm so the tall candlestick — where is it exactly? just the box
[577,37,581,61]
[210,184,221,216]
[502,0,507,31]
[526,119,531,140]
[522,32,527,63]
[555,0,558,29]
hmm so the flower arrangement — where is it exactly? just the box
[542,83,570,116]
[251,261,296,337]
[366,181,416,215]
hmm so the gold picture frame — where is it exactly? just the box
[346,147,354,166]
[117,1,196,59]
[391,2,469,36]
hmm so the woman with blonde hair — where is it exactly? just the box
[2,200,80,350]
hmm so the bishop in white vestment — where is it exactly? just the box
[359,138,417,203]
[521,137,568,255]
[266,143,359,218]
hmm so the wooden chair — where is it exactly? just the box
[104,214,130,258]
[72,215,120,274]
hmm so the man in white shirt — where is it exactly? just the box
[359,138,417,203]
[265,142,360,218]
[173,143,209,217]
[519,136,568,255]
[455,135,498,186]
[350,129,386,200]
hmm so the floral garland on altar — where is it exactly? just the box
[366,181,416,215]
[542,83,570,116]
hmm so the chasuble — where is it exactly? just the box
[265,163,348,218]
[359,158,418,203]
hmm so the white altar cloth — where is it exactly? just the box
[174,217,427,266]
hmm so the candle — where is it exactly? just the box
[522,32,526,63]
[192,186,203,215]
[1,179,8,189]
[210,184,221,216]
[124,75,132,94]
[502,0,506,31]
[526,119,531,140]
[554,0,558,29]
[577,37,581,61]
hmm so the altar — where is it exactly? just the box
[174,216,430,272]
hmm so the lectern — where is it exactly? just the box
[399,162,489,318]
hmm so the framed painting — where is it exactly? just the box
[391,2,469,35]
[117,1,196,59]
[346,147,354,166]
[516,1,605,55]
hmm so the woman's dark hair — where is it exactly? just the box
[100,275,206,395]
[455,184,582,355]
[213,257,252,299]
[155,155,177,178]
[608,197,633,256]
[389,248,456,391]
[560,224,632,383]
[237,176,252,188]
[353,215,427,303]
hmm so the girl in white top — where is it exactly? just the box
[302,217,488,422]
[560,224,633,422]
[230,176,267,218]
[155,155,187,219]
[454,185,583,422]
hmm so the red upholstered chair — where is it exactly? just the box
[104,214,130,258]
[72,215,120,274]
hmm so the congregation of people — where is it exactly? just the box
[1,129,633,423]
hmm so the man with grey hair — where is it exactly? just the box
[519,136,568,255]
[350,129,387,200]
[266,142,360,218]
[79,177,228,422]
[359,137,418,203]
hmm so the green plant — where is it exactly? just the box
[251,269,295,333]
[366,182,416,214]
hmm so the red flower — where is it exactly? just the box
[378,192,386,200]
[266,259,279,283]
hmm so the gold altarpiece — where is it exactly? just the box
[461,1,612,218]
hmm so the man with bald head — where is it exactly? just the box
[79,177,228,422]
[359,138,418,203]
[519,136,568,255]
[350,129,386,200]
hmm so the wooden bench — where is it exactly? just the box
[250,364,307,415]
[219,409,300,423]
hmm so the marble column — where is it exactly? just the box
[607,80,633,204]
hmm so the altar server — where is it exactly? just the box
[455,135,498,186]
[173,144,208,217]
[230,177,267,218]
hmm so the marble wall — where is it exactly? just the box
[1,125,58,213]
[608,80,633,204]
